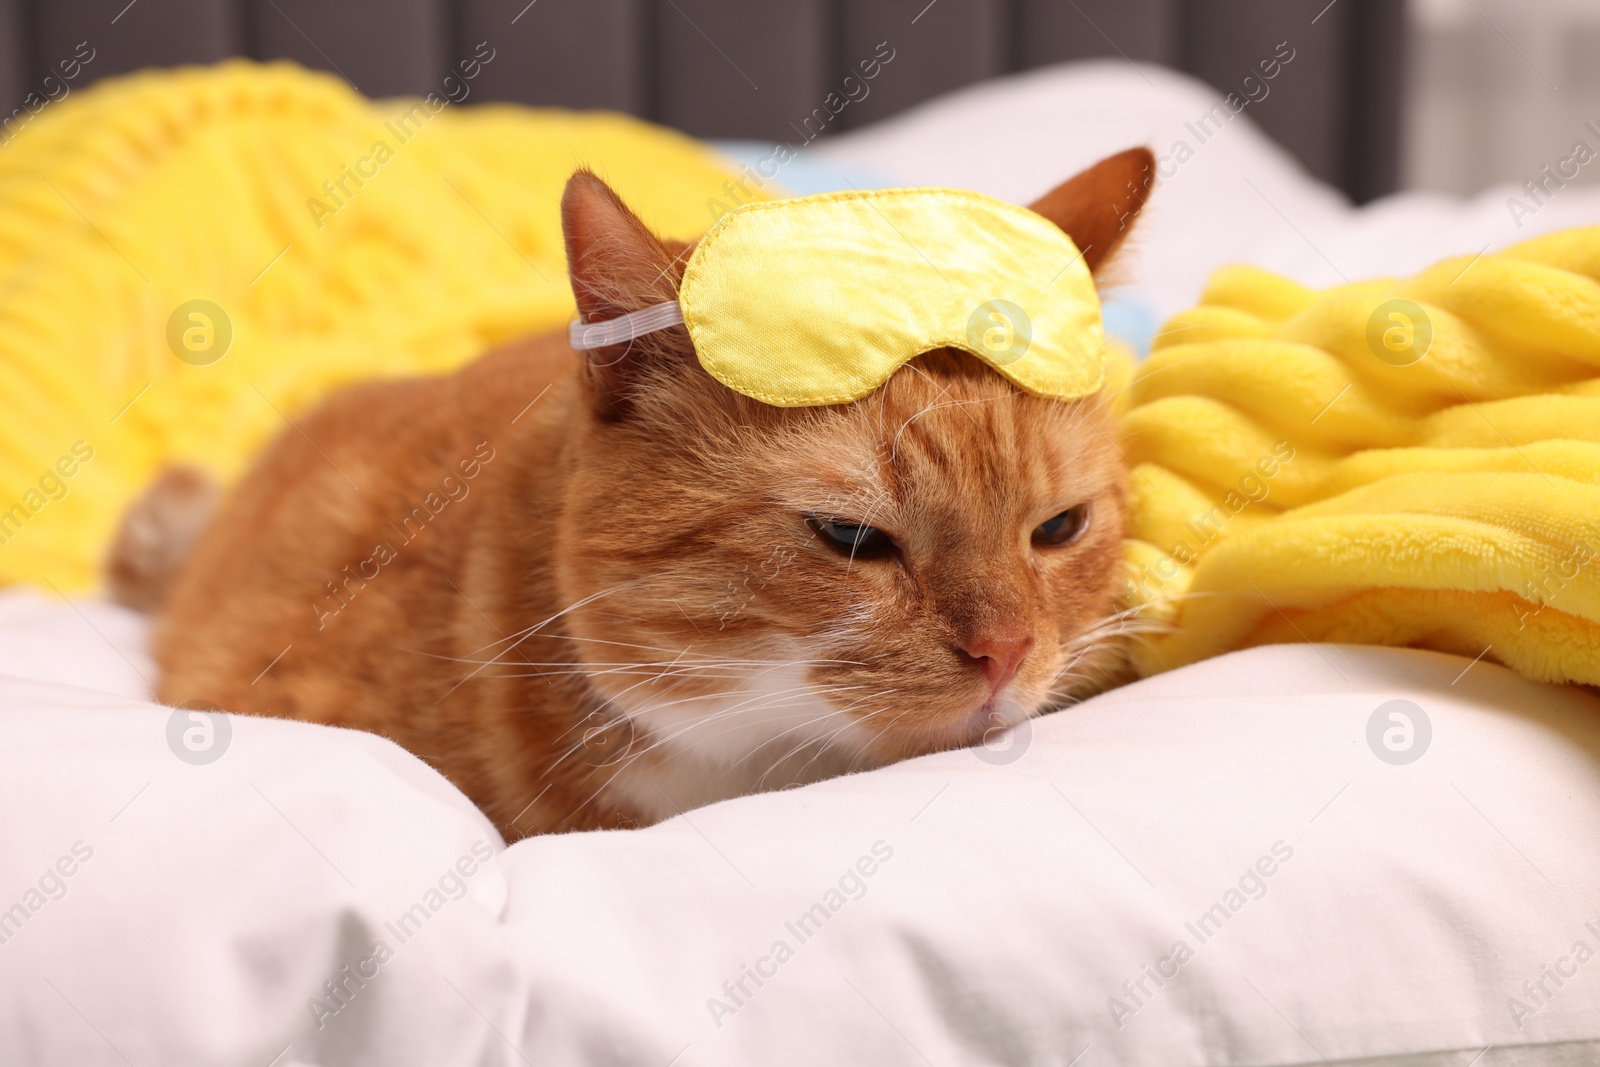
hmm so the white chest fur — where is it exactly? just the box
[600,660,881,823]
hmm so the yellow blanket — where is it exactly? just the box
[0,62,741,590]
[1120,233,1600,686]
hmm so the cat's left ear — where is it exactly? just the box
[1026,147,1154,278]
[562,169,694,419]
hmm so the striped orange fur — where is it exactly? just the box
[148,149,1155,836]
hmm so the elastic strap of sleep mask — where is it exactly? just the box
[568,300,684,351]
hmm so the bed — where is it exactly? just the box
[5,49,1600,1067]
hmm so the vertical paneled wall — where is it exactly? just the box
[247,0,448,99]
[837,0,1008,130]
[461,0,647,113]
[0,0,1405,201]
[1179,0,1407,203]
[1017,0,1179,68]
[1345,0,1405,204]
[0,0,23,108]
[655,0,832,140]
[35,0,236,83]
[1185,0,1350,189]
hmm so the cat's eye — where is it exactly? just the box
[808,515,896,557]
[1033,504,1091,546]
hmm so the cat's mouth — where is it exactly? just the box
[910,691,1035,752]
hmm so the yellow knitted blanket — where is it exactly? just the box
[0,62,740,591]
[1120,231,1600,686]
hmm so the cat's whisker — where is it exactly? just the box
[575,680,868,769]
[574,648,873,725]
[637,682,867,742]
[572,648,714,726]
[627,694,876,777]
[753,718,852,790]
[487,583,762,657]
[457,627,684,663]
[900,361,980,430]
[1056,588,1203,639]
[427,630,872,687]
[841,496,897,577]
[443,581,643,695]
[728,684,894,772]
[889,392,1009,467]
[1045,611,1152,705]
[786,714,881,781]
[781,695,900,783]
[742,709,868,789]
[493,629,872,669]
[566,682,870,804]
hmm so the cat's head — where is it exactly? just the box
[552,151,1152,772]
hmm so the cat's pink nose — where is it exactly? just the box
[958,633,1034,692]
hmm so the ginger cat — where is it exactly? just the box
[133,148,1155,838]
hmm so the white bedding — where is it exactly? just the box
[6,62,1600,1067]
[4,590,1600,1066]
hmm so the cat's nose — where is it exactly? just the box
[957,633,1034,692]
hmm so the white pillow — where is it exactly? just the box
[810,60,1600,326]
[2,589,1598,1066]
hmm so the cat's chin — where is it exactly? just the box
[961,695,1036,749]
[865,693,1038,760]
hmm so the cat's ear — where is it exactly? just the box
[1026,147,1154,277]
[561,169,693,419]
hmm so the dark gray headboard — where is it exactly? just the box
[0,0,1404,202]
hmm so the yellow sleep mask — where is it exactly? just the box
[568,187,1104,407]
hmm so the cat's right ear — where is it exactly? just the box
[561,170,693,419]
[1026,147,1155,279]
